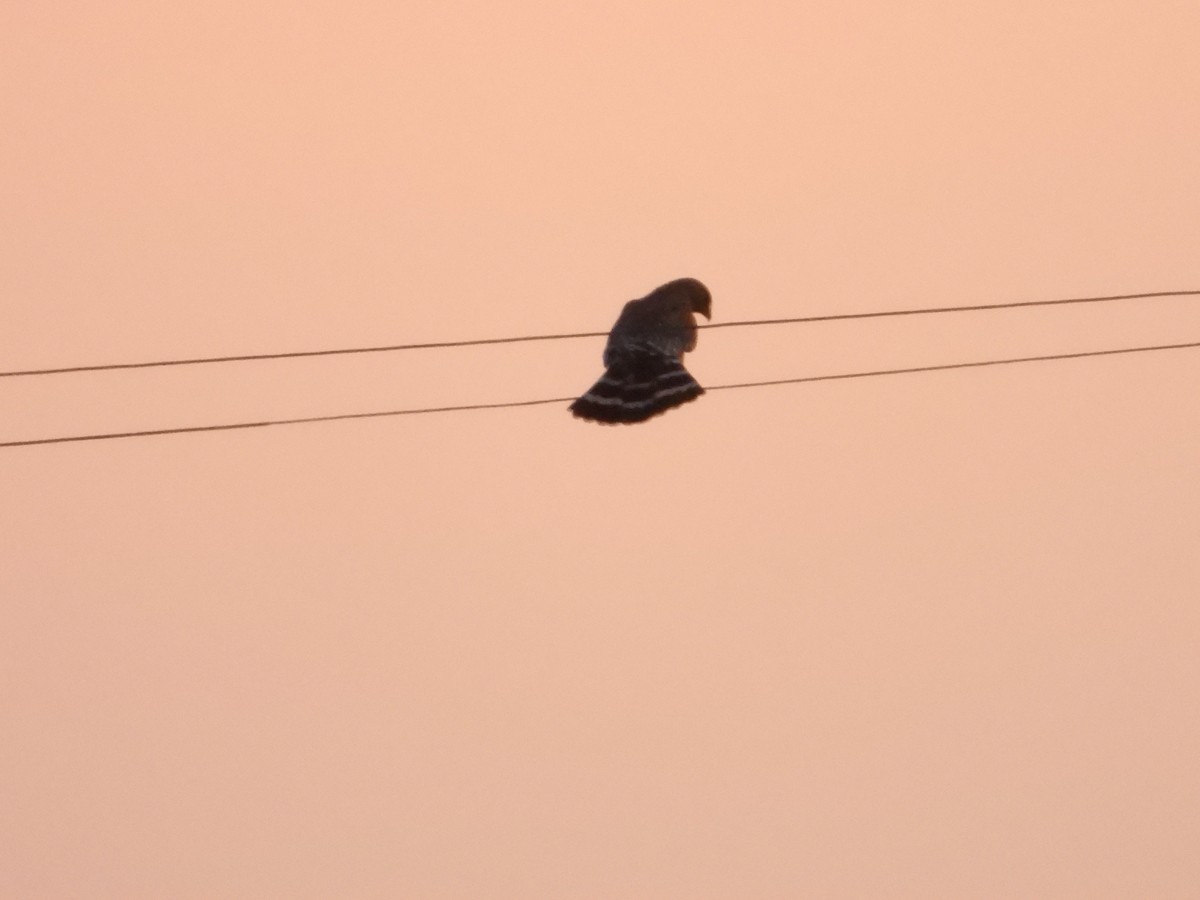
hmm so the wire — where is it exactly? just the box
[0,396,576,449]
[706,340,1200,391]
[2,288,1195,379]
[0,331,611,379]
[4,339,1197,449]
[699,289,1200,332]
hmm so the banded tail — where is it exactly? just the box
[570,355,704,424]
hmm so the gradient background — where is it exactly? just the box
[3,3,1199,897]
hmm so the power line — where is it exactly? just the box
[0,396,575,449]
[706,340,1200,391]
[4,339,1197,449]
[0,330,606,379]
[2,288,1195,380]
[699,289,1200,332]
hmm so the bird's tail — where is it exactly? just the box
[570,357,704,424]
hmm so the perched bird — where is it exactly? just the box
[570,278,712,424]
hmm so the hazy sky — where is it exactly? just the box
[3,3,1199,897]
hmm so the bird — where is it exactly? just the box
[570,278,712,424]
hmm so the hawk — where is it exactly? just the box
[570,278,712,424]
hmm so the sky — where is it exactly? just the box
[2,2,1199,897]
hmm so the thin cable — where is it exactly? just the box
[706,340,1200,391]
[0,397,577,448]
[698,289,1200,332]
[2,289,1195,379]
[4,340,1197,449]
[0,332,610,379]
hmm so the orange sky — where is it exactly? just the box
[3,3,1199,897]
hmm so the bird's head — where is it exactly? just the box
[667,277,712,319]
